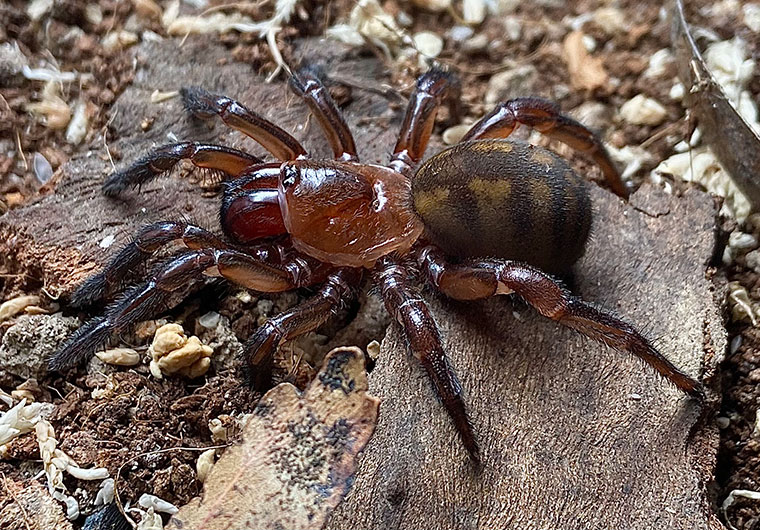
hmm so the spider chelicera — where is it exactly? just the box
[50,65,703,462]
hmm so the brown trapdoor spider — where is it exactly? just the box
[50,65,703,462]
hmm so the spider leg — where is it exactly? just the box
[389,67,461,176]
[70,220,290,308]
[102,142,262,197]
[289,66,358,162]
[461,97,628,198]
[242,267,363,388]
[50,248,324,370]
[375,256,479,462]
[180,87,307,161]
[417,246,703,398]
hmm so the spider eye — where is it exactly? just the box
[281,165,299,189]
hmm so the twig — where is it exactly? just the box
[2,473,33,530]
[114,444,229,528]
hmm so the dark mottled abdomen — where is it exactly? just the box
[412,139,592,274]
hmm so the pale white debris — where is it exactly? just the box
[65,100,89,145]
[619,95,667,126]
[463,0,487,24]
[442,123,472,145]
[503,17,521,41]
[94,478,115,506]
[21,65,77,83]
[366,340,381,360]
[0,399,43,446]
[150,89,179,104]
[326,24,365,46]
[26,81,71,130]
[36,419,110,520]
[723,489,760,530]
[652,148,751,222]
[198,311,221,329]
[604,144,654,182]
[139,493,179,514]
[135,507,164,530]
[0,295,41,323]
[196,448,216,482]
[149,323,213,378]
[33,152,53,185]
[85,4,103,25]
[27,0,53,21]
[643,49,674,79]
[95,348,141,366]
[0,389,12,407]
[449,25,474,42]
[592,7,628,34]
[99,233,116,248]
[413,31,443,65]
[704,38,758,133]
[744,4,760,32]
[727,282,757,325]
[669,81,685,101]
[132,0,163,19]
[729,231,758,252]
[208,417,228,442]
[102,30,139,52]
[344,0,402,58]
[410,0,451,11]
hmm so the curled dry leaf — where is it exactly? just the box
[672,0,760,210]
[167,346,379,530]
[562,30,608,92]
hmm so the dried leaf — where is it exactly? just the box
[167,347,379,530]
[562,30,608,92]
[0,478,72,530]
[672,0,760,210]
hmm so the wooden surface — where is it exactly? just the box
[327,183,724,530]
[0,38,724,529]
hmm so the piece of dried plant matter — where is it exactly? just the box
[672,0,760,212]
[0,295,41,322]
[562,30,608,92]
[167,347,379,530]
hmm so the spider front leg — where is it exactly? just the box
[181,87,307,161]
[289,66,358,162]
[418,246,703,398]
[390,68,461,176]
[462,97,628,198]
[70,220,290,308]
[50,247,326,370]
[243,267,363,388]
[103,142,261,196]
[375,256,479,462]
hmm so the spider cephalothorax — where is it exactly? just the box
[50,65,703,462]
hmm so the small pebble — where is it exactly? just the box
[716,416,730,429]
[413,31,444,59]
[33,152,53,185]
[619,94,668,126]
[449,25,474,42]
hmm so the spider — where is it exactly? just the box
[50,65,703,462]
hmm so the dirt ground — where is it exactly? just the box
[1,0,759,528]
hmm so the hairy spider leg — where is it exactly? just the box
[242,267,363,388]
[103,142,262,196]
[181,86,307,161]
[289,66,359,162]
[49,248,327,370]
[417,246,704,398]
[461,97,628,198]
[375,256,479,463]
[390,67,461,176]
[70,220,292,308]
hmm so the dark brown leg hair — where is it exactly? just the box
[390,67,461,176]
[289,66,358,162]
[243,267,362,388]
[417,246,703,398]
[50,247,324,371]
[375,256,479,463]
[461,97,628,198]
[181,86,308,161]
[103,142,262,197]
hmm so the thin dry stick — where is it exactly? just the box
[2,473,33,530]
[114,444,229,528]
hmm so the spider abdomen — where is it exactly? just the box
[412,139,592,274]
